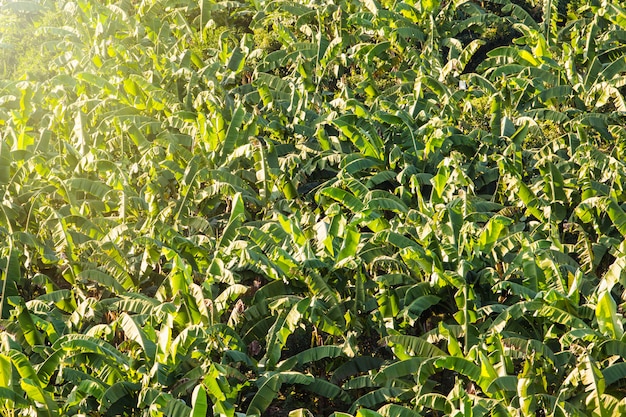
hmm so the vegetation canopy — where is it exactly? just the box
[2,0,626,415]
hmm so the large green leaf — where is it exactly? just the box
[596,290,624,339]
[99,381,140,413]
[21,377,58,416]
[385,335,447,360]
[0,244,20,318]
[190,384,209,417]
[118,313,157,363]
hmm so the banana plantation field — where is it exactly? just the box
[4,0,626,415]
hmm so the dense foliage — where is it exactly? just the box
[2,0,626,415]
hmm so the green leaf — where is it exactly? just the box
[509,122,529,146]
[333,117,384,161]
[36,349,64,386]
[602,362,626,386]
[0,141,10,185]
[421,0,440,13]
[415,393,452,414]
[53,335,129,368]
[190,384,209,417]
[517,180,544,221]
[227,46,246,73]
[477,215,513,252]
[332,357,385,384]
[218,192,246,248]
[16,302,43,347]
[118,313,157,363]
[351,388,407,414]
[377,404,422,417]
[357,409,384,417]
[486,375,518,395]
[372,358,422,385]
[337,224,361,263]
[7,350,40,386]
[0,386,28,406]
[100,381,140,413]
[1,244,21,318]
[77,269,126,294]
[378,290,400,318]
[478,351,499,392]
[21,377,58,416]
[432,164,449,200]
[279,345,345,371]
[306,377,350,403]
[305,270,340,305]
[263,299,308,370]
[606,199,626,239]
[385,335,447,360]
[320,187,365,213]
[37,289,77,313]
[366,196,408,214]
[221,106,246,158]
[0,355,12,388]
[582,355,607,416]
[490,95,502,138]
[435,356,480,382]
[596,290,624,339]
[247,374,282,417]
